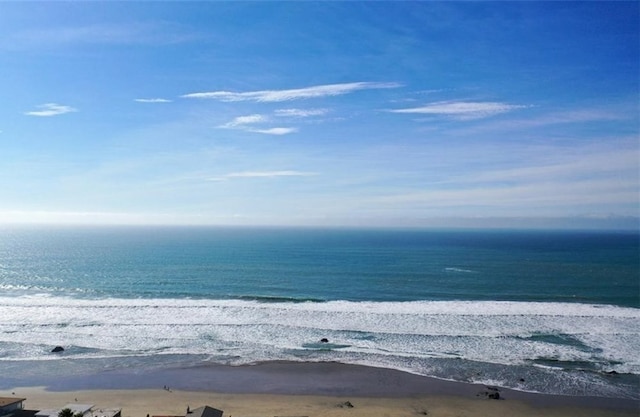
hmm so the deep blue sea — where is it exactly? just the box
[0,226,638,398]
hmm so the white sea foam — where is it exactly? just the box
[1,296,638,369]
[444,267,477,274]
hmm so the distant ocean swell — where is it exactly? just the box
[1,295,638,398]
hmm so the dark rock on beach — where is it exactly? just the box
[477,386,502,400]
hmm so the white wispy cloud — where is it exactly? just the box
[182,81,401,102]
[389,101,527,120]
[134,98,172,103]
[24,103,78,117]
[275,108,329,117]
[219,114,267,128]
[208,170,317,181]
[218,114,296,135]
[250,127,298,135]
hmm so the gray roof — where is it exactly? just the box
[188,406,222,417]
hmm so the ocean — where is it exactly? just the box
[0,226,638,398]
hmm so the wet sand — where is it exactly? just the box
[3,362,638,417]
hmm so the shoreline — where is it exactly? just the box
[2,361,638,416]
[4,387,638,417]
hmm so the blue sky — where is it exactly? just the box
[0,1,638,228]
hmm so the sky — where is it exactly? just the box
[0,1,638,229]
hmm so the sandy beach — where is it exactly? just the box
[3,386,637,417]
[2,362,637,417]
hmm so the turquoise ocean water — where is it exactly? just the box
[0,226,638,397]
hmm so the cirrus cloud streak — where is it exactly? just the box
[389,101,528,120]
[134,98,172,103]
[24,103,78,117]
[275,108,329,117]
[249,127,297,135]
[208,170,317,181]
[218,114,296,135]
[182,81,401,102]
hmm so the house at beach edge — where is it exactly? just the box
[0,399,120,417]
[2,398,238,417]
[0,398,26,417]
[153,405,223,417]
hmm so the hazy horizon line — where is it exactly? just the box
[0,216,637,231]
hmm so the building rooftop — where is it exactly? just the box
[36,404,94,417]
[63,405,94,415]
[85,408,121,417]
[0,399,25,408]
[34,409,56,417]
[188,406,223,417]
